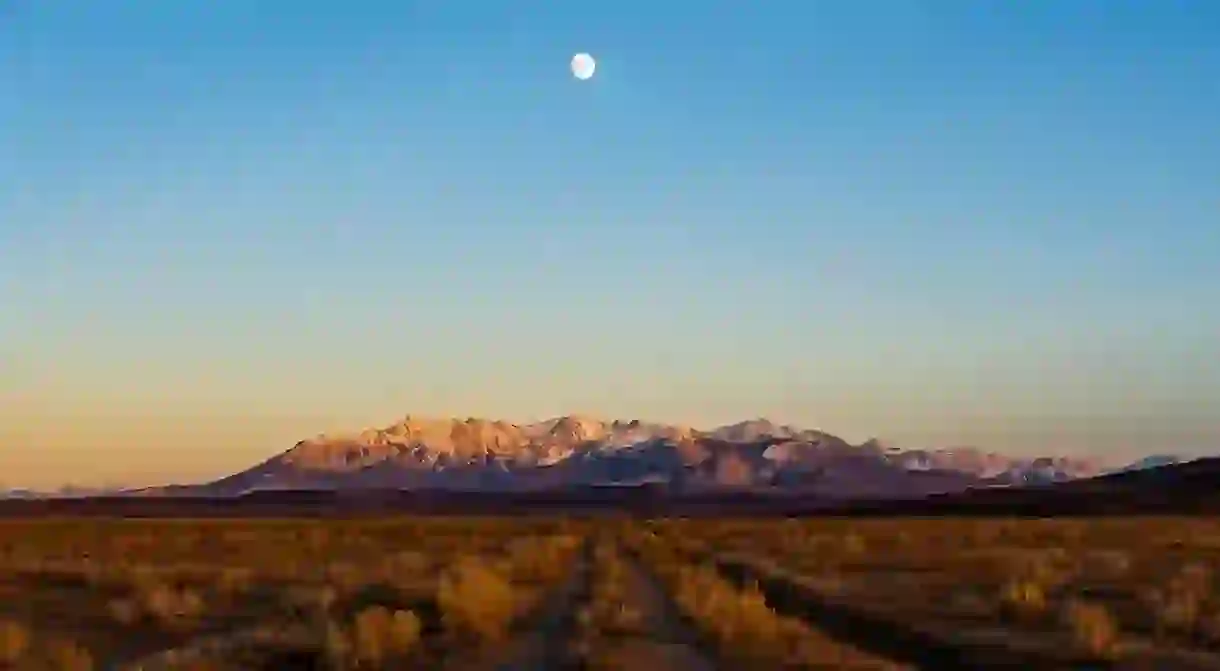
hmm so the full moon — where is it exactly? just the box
[571,53,596,80]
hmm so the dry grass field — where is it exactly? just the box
[642,517,1220,669]
[1,516,1219,669]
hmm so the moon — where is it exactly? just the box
[570,53,596,80]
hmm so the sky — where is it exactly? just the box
[1,1,1218,488]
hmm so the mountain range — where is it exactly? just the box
[107,414,1186,500]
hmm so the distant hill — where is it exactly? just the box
[836,457,1220,516]
[1107,454,1187,474]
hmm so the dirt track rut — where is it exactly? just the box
[588,544,722,671]
[713,554,1114,670]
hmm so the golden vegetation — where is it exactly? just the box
[2,516,1220,669]
[1062,598,1121,659]
[640,517,1220,665]
[324,605,423,668]
[0,518,583,669]
[628,529,907,669]
[436,555,520,642]
[0,618,31,664]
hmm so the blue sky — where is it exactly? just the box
[1,1,1218,487]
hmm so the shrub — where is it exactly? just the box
[841,533,867,556]
[0,619,30,664]
[1146,562,1213,636]
[107,598,141,625]
[671,565,784,660]
[1147,587,1203,636]
[1082,550,1131,579]
[999,578,1048,621]
[386,551,430,577]
[324,617,353,667]
[506,535,581,584]
[144,583,205,625]
[1062,599,1120,659]
[215,567,254,595]
[46,638,94,671]
[437,556,517,641]
[110,582,206,629]
[350,606,422,665]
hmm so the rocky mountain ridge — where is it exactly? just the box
[183,415,1114,499]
